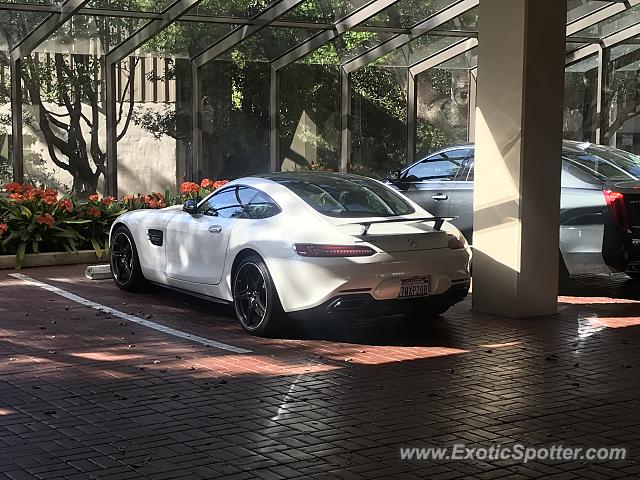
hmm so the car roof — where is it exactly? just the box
[438,140,596,153]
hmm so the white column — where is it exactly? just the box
[472,0,567,317]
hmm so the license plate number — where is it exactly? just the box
[399,277,431,299]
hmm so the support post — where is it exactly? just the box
[472,0,567,317]
[269,66,280,172]
[406,70,417,166]
[10,57,23,183]
[191,63,202,181]
[340,67,351,173]
[105,60,117,196]
[595,46,610,145]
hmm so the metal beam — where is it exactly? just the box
[10,0,91,60]
[340,67,351,173]
[105,0,200,65]
[0,2,424,35]
[192,0,307,68]
[566,20,640,67]
[191,62,202,181]
[595,46,609,144]
[566,0,640,37]
[468,67,477,142]
[409,38,477,76]
[10,57,23,182]
[406,70,417,166]
[105,60,117,196]
[342,0,478,74]
[271,0,401,71]
[269,66,280,171]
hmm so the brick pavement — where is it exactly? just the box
[1,265,639,479]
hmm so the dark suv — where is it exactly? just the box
[386,141,640,279]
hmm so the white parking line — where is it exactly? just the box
[9,273,252,354]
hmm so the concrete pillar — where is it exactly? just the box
[472,0,566,317]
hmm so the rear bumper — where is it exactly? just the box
[266,248,471,313]
[287,280,470,321]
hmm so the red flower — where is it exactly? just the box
[101,196,116,206]
[0,223,8,237]
[4,182,24,194]
[88,193,100,202]
[8,193,23,201]
[200,178,215,189]
[57,199,73,213]
[179,182,201,194]
[122,194,135,203]
[85,207,101,218]
[35,213,55,228]
[213,180,229,189]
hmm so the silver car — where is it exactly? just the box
[386,141,640,280]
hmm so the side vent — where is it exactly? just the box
[148,229,163,246]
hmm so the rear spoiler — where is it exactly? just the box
[344,216,456,236]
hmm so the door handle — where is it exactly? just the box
[208,225,223,234]
[432,193,448,201]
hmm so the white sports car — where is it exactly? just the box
[109,173,471,335]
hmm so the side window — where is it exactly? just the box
[199,186,280,219]
[245,191,281,219]
[403,149,469,182]
[199,187,245,218]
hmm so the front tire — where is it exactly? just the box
[110,226,147,292]
[232,255,282,336]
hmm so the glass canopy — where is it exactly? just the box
[2,0,640,195]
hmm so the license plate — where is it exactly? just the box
[399,277,431,299]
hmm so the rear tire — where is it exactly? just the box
[232,255,282,336]
[110,226,147,292]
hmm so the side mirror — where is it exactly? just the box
[386,169,401,182]
[183,199,198,215]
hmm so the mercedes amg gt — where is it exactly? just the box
[109,173,471,335]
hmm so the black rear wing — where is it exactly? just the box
[343,216,456,236]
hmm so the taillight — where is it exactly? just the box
[294,244,376,257]
[603,189,630,231]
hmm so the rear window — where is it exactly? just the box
[563,143,640,181]
[270,174,415,218]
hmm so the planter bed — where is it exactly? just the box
[0,250,105,270]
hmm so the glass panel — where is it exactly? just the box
[0,56,11,184]
[379,35,461,68]
[88,0,177,13]
[21,53,105,194]
[34,14,146,55]
[201,58,269,179]
[221,25,321,63]
[364,0,460,29]
[564,55,598,143]
[140,21,238,58]
[280,0,371,23]
[0,11,50,50]
[192,0,277,18]
[567,0,612,23]
[570,4,640,39]
[416,59,472,159]
[279,63,340,172]
[604,39,640,154]
[117,55,191,195]
[350,65,406,177]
